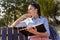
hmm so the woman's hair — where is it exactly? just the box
[30,2,41,16]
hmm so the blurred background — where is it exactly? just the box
[0,0,60,35]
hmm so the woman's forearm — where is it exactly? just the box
[27,27,49,38]
[10,16,24,27]
[10,14,31,27]
[32,30,49,38]
[36,32,49,38]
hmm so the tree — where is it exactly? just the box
[36,0,60,25]
[0,0,33,27]
[36,0,55,17]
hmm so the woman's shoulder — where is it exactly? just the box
[40,16,48,20]
[23,18,32,22]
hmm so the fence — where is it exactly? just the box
[0,27,28,40]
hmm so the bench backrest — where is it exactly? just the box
[0,27,28,40]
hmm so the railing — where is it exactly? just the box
[0,27,28,40]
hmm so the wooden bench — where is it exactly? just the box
[0,27,28,40]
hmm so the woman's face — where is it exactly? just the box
[28,5,38,17]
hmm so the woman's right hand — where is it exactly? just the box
[21,13,32,19]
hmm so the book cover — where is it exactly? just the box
[19,23,46,36]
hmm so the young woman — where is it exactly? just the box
[10,2,51,40]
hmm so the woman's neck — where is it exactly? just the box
[34,14,39,19]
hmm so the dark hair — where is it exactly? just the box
[30,2,41,16]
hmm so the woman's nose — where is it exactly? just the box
[28,11,31,13]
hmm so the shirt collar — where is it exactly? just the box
[32,16,42,20]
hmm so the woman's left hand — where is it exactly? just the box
[26,27,49,38]
[26,27,38,34]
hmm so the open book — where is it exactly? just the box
[17,23,46,36]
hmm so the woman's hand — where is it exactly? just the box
[21,13,32,19]
[26,27,38,34]
[26,27,49,38]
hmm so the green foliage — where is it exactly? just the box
[0,0,60,27]
[36,0,60,25]
[36,0,56,17]
[0,0,31,27]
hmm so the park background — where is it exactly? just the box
[0,0,60,36]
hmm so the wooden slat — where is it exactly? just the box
[0,28,1,40]
[8,28,12,40]
[24,35,28,40]
[19,31,24,40]
[0,28,1,36]
[2,28,7,40]
[13,28,18,40]
[0,27,28,40]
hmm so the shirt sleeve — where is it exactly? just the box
[15,21,27,28]
[43,18,50,36]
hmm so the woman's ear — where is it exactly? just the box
[34,8,37,12]
[35,9,38,13]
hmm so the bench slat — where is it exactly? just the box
[19,31,24,40]
[0,28,1,36]
[24,36,28,40]
[8,28,12,40]
[0,28,1,40]
[13,28,18,40]
[2,28,7,40]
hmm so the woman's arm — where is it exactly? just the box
[26,27,49,38]
[10,16,24,27]
[43,18,50,36]
[10,13,31,27]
